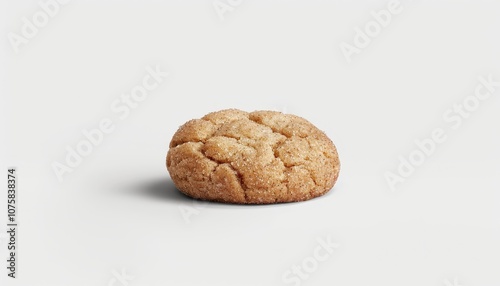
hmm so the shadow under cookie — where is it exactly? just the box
[123,177,192,203]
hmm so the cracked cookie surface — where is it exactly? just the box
[166,109,340,204]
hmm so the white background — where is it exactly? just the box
[1,0,500,285]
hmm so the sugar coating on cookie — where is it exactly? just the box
[166,109,340,204]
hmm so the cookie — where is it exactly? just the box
[166,109,340,204]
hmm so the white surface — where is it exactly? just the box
[1,0,500,285]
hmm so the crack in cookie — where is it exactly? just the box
[202,150,249,203]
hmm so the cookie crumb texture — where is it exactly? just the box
[166,109,340,204]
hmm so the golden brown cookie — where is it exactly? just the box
[166,109,340,204]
